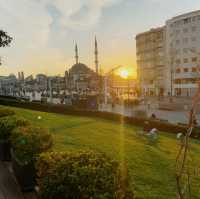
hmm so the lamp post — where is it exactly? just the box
[127,78,130,104]
[104,65,123,105]
[169,48,177,102]
[48,77,53,103]
[170,66,173,97]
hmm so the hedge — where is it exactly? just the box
[11,125,53,163]
[0,116,29,140]
[36,151,134,199]
[0,97,199,139]
[0,107,15,118]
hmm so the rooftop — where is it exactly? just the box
[167,9,200,22]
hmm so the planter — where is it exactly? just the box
[0,140,11,161]
[11,150,36,191]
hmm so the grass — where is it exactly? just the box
[4,106,200,199]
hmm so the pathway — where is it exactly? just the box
[0,161,37,199]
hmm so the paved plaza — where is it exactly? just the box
[100,97,200,125]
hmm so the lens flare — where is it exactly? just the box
[119,70,129,79]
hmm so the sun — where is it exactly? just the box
[119,69,129,79]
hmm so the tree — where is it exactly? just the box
[0,30,12,65]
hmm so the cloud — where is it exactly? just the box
[45,0,124,29]
[0,0,123,75]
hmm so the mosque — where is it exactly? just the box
[65,37,100,93]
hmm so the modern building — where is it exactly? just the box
[166,10,200,97]
[136,27,166,96]
[136,10,200,97]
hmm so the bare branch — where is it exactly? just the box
[176,81,200,199]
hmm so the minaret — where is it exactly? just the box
[94,36,99,74]
[18,72,21,80]
[75,43,79,64]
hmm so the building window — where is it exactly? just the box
[192,26,197,31]
[174,79,181,84]
[150,80,154,84]
[176,59,181,64]
[183,38,188,43]
[176,30,180,34]
[184,68,188,72]
[192,67,197,72]
[183,28,188,33]
[192,16,196,21]
[184,58,188,63]
[176,68,181,73]
[192,57,197,62]
[176,40,180,44]
[191,47,196,53]
[191,37,196,42]
[183,48,188,53]
[183,18,191,24]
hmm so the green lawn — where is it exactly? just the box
[4,106,200,199]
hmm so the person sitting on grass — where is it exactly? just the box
[143,121,151,132]
[147,128,158,140]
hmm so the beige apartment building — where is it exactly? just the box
[136,10,200,97]
[136,27,166,96]
[166,10,200,97]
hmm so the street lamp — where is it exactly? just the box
[104,65,123,105]
[169,48,177,102]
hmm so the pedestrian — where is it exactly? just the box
[147,101,150,110]
[147,128,158,140]
[151,113,156,119]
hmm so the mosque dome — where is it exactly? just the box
[69,63,93,74]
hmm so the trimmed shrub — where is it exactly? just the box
[0,107,15,118]
[11,126,53,163]
[36,151,134,199]
[0,116,29,140]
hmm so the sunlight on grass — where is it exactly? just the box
[2,105,200,199]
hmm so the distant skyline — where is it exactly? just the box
[0,0,200,77]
